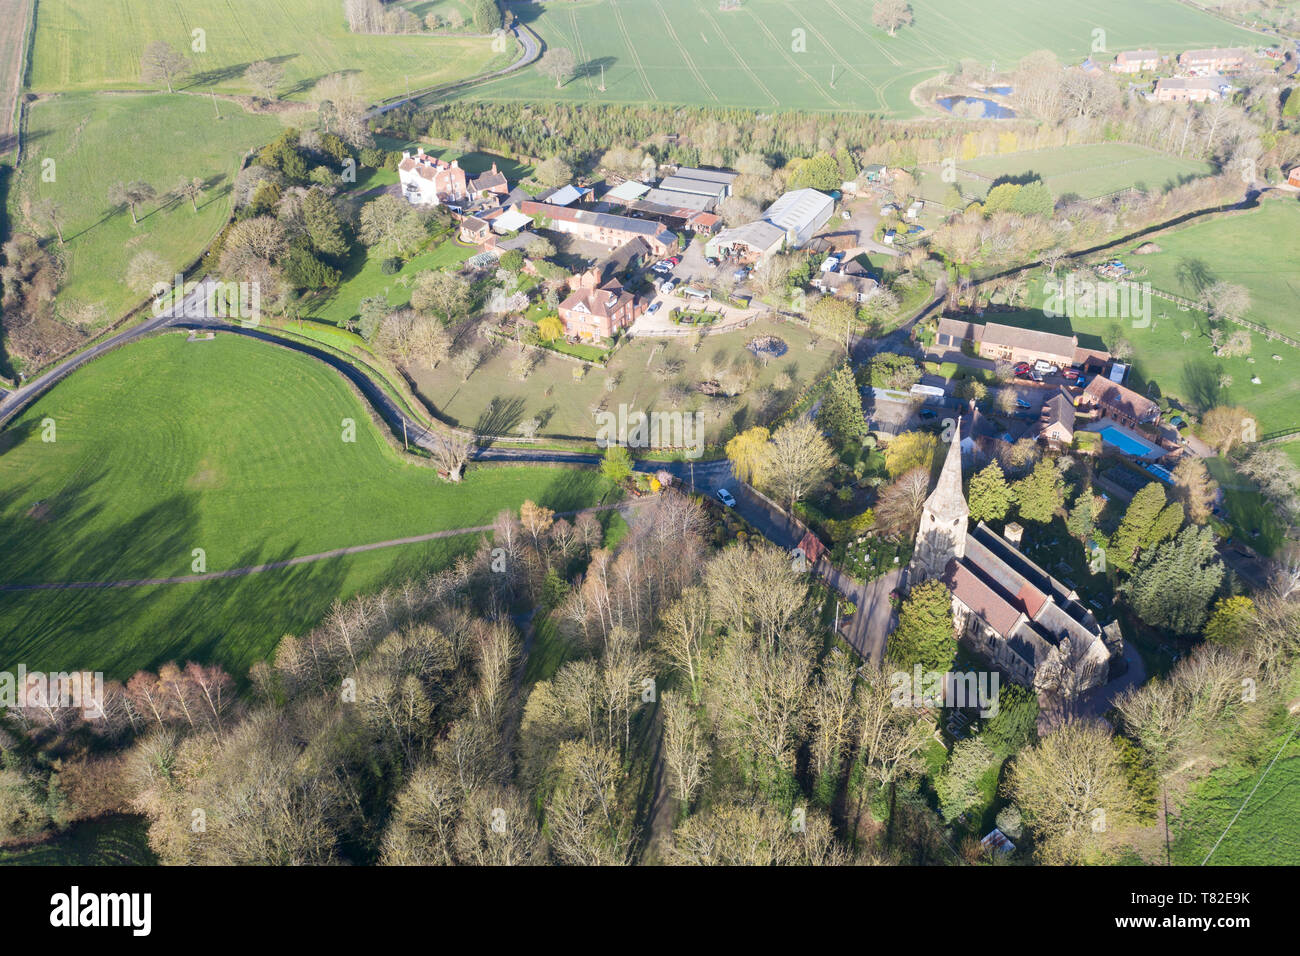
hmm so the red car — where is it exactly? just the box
[1013,362,1031,376]
[1062,368,1081,381]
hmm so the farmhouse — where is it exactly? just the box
[934,318,1083,369]
[518,201,677,256]
[459,216,491,244]
[910,425,1120,696]
[1111,49,1159,73]
[469,163,510,202]
[1153,75,1230,102]
[811,260,879,302]
[1178,47,1249,73]
[558,271,645,342]
[1082,377,1161,428]
[398,149,469,206]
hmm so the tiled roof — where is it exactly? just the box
[943,559,1023,637]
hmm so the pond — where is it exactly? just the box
[936,95,1017,119]
[984,85,1014,95]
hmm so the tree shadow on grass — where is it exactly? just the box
[1180,357,1224,412]
[475,395,526,441]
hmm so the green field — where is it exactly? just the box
[468,0,1258,114]
[1123,199,1300,345]
[27,0,511,102]
[1171,700,1300,866]
[954,143,1216,201]
[10,93,284,332]
[0,333,616,679]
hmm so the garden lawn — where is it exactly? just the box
[407,316,843,443]
[10,93,284,331]
[0,332,617,678]
[28,0,511,102]
[467,0,1255,115]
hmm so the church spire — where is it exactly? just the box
[911,416,968,581]
[924,417,968,524]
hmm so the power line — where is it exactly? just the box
[1201,716,1300,865]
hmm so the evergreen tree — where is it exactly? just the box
[1202,595,1256,648]
[1120,526,1224,633]
[967,460,1013,523]
[302,188,349,257]
[818,364,867,442]
[982,683,1038,757]
[1142,502,1185,551]
[889,580,957,673]
[1012,459,1064,524]
[935,737,994,822]
[1108,482,1166,573]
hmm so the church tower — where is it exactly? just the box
[911,418,968,581]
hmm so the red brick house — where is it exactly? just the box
[558,270,645,341]
[1082,376,1160,428]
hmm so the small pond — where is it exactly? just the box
[936,95,1017,119]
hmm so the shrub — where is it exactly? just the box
[380,257,402,275]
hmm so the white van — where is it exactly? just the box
[1032,360,1057,375]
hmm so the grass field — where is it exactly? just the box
[1122,199,1300,345]
[0,333,617,679]
[27,0,511,102]
[407,316,843,443]
[466,0,1258,115]
[1171,694,1300,865]
[954,143,1216,201]
[9,92,285,332]
[0,814,156,865]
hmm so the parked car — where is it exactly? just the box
[716,488,737,508]
[1032,360,1058,375]
[1013,362,1032,376]
[732,268,749,280]
[667,255,680,265]
[1063,368,1081,381]
[647,301,662,314]
[1015,398,1032,409]
[705,257,719,266]
[1030,371,1044,383]
[920,408,937,419]
[663,279,677,293]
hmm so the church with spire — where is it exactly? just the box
[906,417,1122,698]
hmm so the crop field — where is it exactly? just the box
[27,0,511,102]
[407,316,843,443]
[0,0,33,158]
[9,93,285,332]
[468,0,1258,115]
[955,143,1216,200]
[0,333,616,678]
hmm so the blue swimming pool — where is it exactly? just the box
[1098,426,1156,457]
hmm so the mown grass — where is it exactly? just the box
[468,0,1256,115]
[0,333,617,678]
[9,93,284,331]
[28,0,511,102]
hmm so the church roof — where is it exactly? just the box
[924,418,968,524]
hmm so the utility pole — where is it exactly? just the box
[599,64,606,92]
[403,419,409,451]
[830,64,837,88]
[210,90,221,119]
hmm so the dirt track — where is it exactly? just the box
[0,0,31,157]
